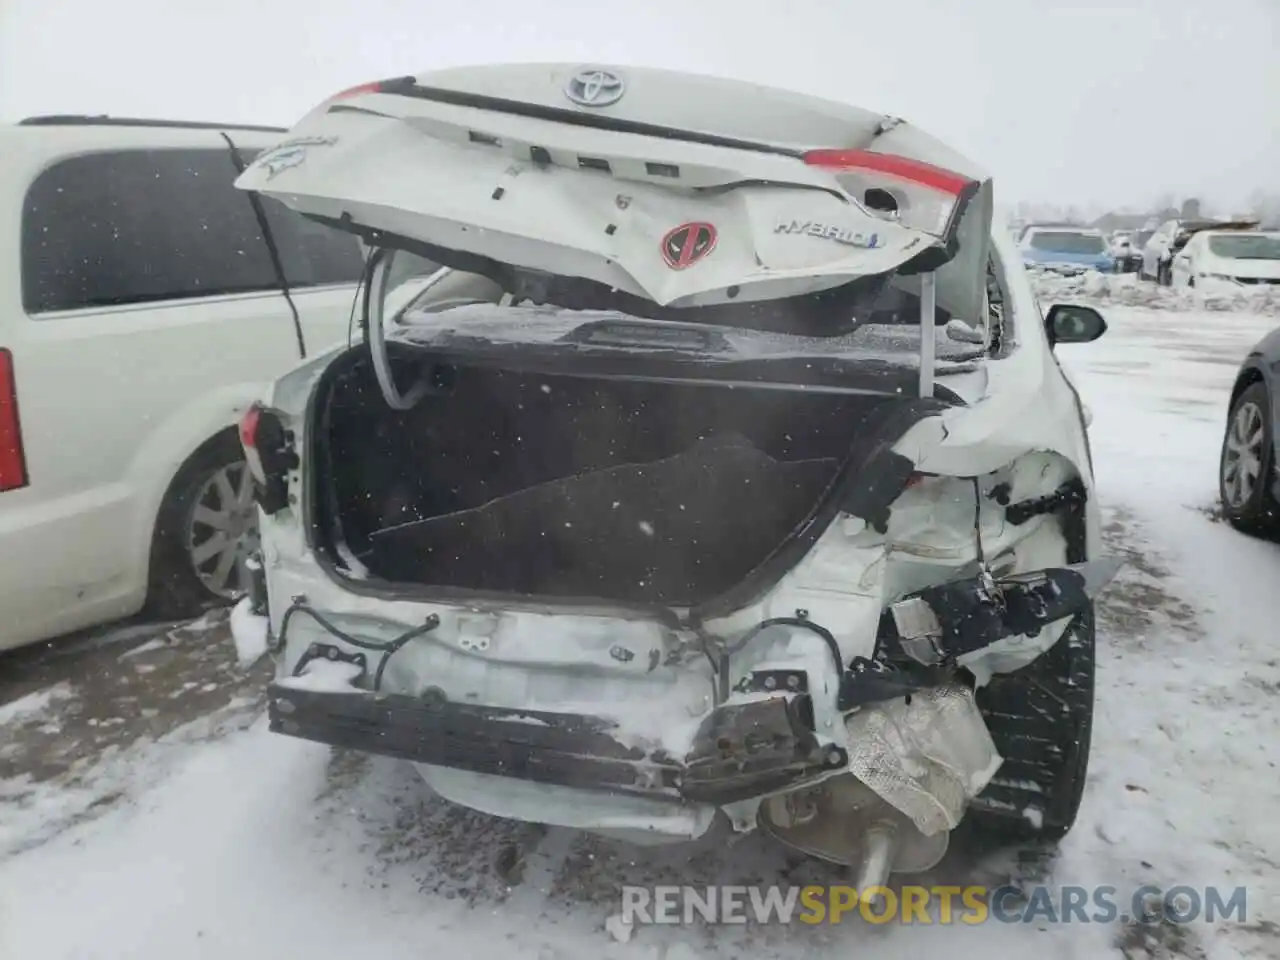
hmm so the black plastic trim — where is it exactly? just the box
[18,115,288,133]
[220,133,307,359]
[329,82,805,159]
[267,683,837,804]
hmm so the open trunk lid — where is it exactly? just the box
[234,63,994,324]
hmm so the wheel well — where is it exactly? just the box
[143,425,246,613]
[148,426,243,546]
[167,427,242,492]
[1230,367,1265,407]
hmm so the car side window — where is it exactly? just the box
[235,149,366,287]
[22,148,278,314]
[257,197,367,287]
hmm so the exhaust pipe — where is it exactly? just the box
[854,821,898,907]
[758,776,948,881]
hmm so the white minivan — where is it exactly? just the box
[0,115,399,652]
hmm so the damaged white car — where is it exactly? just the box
[232,63,1115,888]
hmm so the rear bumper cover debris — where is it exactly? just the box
[267,682,848,805]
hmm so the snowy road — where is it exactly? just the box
[2,301,1279,960]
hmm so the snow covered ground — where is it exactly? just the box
[2,301,1279,959]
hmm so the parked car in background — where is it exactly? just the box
[1019,226,1116,275]
[1220,323,1280,534]
[1108,231,1143,273]
[1140,220,1181,283]
[0,116,372,653]
[1016,221,1081,244]
[1171,230,1280,289]
[1142,218,1260,285]
[1128,229,1154,271]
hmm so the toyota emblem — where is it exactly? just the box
[564,68,626,108]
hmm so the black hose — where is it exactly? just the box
[971,476,986,566]
[279,601,441,691]
[218,132,307,359]
[721,616,845,689]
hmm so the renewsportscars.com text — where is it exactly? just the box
[620,884,1248,926]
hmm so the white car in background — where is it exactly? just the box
[1142,217,1260,285]
[0,116,380,653]
[1171,230,1280,289]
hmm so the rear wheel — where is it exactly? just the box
[145,433,259,618]
[969,606,1095,843]
[1220,382,1280,536]
[1157,260,1172,286]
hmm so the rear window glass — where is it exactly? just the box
[1207,234,1280,261]
[1028,231,1108,254]
[22,148,278,313]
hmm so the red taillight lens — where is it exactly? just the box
[803,149,972,197]
[239,403,262,452]
[803,148,979,242]
[0,348,29,492]
[330,80,387,102]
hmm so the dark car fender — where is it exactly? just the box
[1230,327,1280,497]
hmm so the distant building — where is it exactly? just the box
[1090,212,1152,233]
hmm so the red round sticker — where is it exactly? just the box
[660,222,718,269]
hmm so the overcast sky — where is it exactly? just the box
[2,0,1276,212]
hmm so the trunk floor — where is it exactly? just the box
[362,433,836,604]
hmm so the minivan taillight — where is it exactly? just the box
[0,348,28,492]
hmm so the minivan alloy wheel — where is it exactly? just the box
[185,460,259,598]
[1222,401,1265,509]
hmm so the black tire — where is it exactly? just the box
[1157,260,1172,286]
[1219,381,1280,536]
[969,606,1095,844]
[145,431,254,619]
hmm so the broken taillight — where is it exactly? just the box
[238,403,295,516]
[0,348,28,492]
[239,403,266,484]
[239,403,262,451]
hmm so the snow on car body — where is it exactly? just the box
[231,63,1114,885]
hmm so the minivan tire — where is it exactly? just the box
[145,431,254,619]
